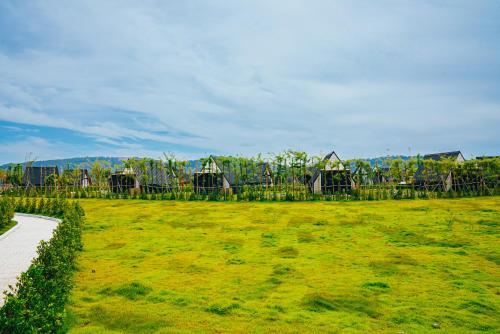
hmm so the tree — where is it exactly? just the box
[91,160,111,190]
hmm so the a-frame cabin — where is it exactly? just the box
[309,150,352,194]
[414,151,465,191]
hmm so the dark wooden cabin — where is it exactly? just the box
[309,150,352,194]
[22,166,59,187]
[413,151,465,191]
[193,156,273,193]
[109,172,138,193]
[193,156,235,193]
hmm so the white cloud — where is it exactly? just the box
[0,0,499,161]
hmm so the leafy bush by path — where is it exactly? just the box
[0,197,15,229]
[0,197,84,334]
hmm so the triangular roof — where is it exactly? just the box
[200,156,272,186]
[422,151,464,161]
[414,151,464,182]
[310,150,345,185]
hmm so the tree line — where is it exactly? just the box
[0,152,498,201]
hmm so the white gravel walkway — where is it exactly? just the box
[0,213,60,305]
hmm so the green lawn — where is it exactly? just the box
[0,219,17,236]
[67,198,499,333]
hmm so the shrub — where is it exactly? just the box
[205,303,240,315]
[302,293,379,317]
[0,197,15,228]
[115,282,152,300]
[0,198,84,333]
[277,246,299,258]
[362,281,391,291]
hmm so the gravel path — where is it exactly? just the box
[0,213,60,305]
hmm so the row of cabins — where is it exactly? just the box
[12,150,491,193]
[193,150,485,194]
[21,167,91,188]
[191,150,471,194]
[109,162,176,193]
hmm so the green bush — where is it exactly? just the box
[0,197,84,333]
[0,197,15,228]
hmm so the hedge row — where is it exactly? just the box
[0,197,15,228]
[4,184,499,202]
[0,197,84,333]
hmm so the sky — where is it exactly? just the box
[0,0,499,164]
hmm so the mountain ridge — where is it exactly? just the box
[0,155,412,171]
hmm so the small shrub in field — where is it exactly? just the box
[297,231,314,243]
[277,246,299,258]
[302,293,379,318]
[226,258,246,265]
[313,220,328,226]
[362,282,391,291]
[261,232,277,247]
[272,264,294,276]
[459,300,496,315]
[115,282,152,300]
[205,303,240,315]
[302,293,337,311]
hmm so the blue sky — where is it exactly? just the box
[0,0,499,164]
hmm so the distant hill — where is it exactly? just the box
[0,156,202,172]
[364,155,411,167]
[1,155,412,172]
[0,157,128,171]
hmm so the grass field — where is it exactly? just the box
[0,220,17,236]
[66,198,499,333]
